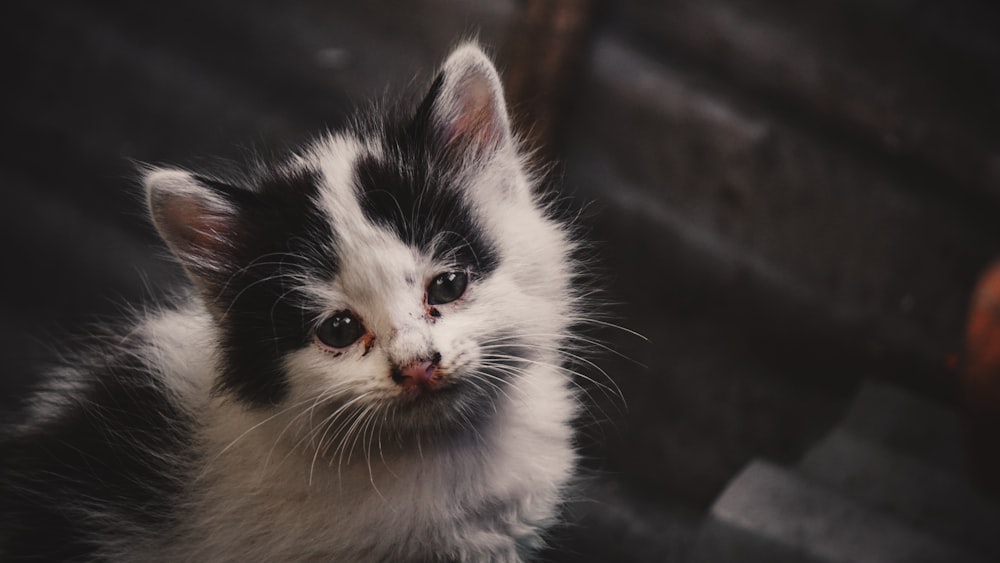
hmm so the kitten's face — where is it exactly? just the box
[146,45,574,439]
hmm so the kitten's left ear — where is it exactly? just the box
[143,168,249,283]
[418,43,513,160]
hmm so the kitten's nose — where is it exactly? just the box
[393,353,442,390]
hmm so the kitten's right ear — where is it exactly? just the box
[144,168,246,278]
[416,43,513,161]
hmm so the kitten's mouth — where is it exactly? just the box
[381,356,517,430]
[397,373,460,402]
[396,373,448,394]
[392,370,487,416]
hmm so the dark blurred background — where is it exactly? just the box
[3,1,1000,561]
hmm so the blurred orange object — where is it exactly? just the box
[963,260,1000,494]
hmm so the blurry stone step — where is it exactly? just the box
[838,381,967,475]
[691,460,987,563]
[573,36,1000,377]
[615,0,1000,204]
[541,479,700,562]
[798,430,1000,559]
[692,517,827,563]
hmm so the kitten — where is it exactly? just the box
[0,44,584,562]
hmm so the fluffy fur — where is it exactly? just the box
[1,44,584,562]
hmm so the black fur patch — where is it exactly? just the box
[198,168,337,407]
[0,341,193,560]
[354,74,500,275]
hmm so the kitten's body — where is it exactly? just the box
[1,45,581,562]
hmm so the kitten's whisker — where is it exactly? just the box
[212,252,304,297]
[467,364,521,386]
[304,393,371,485]
[560,316,649,341]
[311,394,370,456]
[491,353,625,411]
[319,407,370,481]
[374,408,394,476]
[374,407,401,479]
[480,353,625,417]
[262,385,354,473]
[267,285,308,343]
[360,406,387,502]
[480,333,644,366]
[435,230,480,269]
[464,372,514,407]
[213,396,314,456]
[265,396,335,474]
[481,357,615,424]
[324,399,375,470]
[256,402,322,479]
[216,271,309,322]
[456,408,487,445]
[203,396,321,481]
[342,404,376,467]
[483,343,626,406]
[329,405,372,481]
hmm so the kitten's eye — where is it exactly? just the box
[427,271,468,306]
[316,312,365,349]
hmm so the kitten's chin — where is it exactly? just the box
[387,377,503,438]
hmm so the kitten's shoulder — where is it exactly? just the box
[0,301,207,560]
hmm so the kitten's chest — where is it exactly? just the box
[177,442,565,562]
[163,368,577,561]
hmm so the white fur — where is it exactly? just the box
[26,44,583,563]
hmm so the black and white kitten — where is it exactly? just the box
[1,44,584,561]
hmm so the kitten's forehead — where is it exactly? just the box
[306,135,387,251]
[304,129,500,279]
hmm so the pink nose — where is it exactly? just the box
[394,357,441,390]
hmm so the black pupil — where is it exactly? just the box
[316,313,364,349]
[428,271,468,305]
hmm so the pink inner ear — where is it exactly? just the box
[156,193,234,259]
[441,74,506,156]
